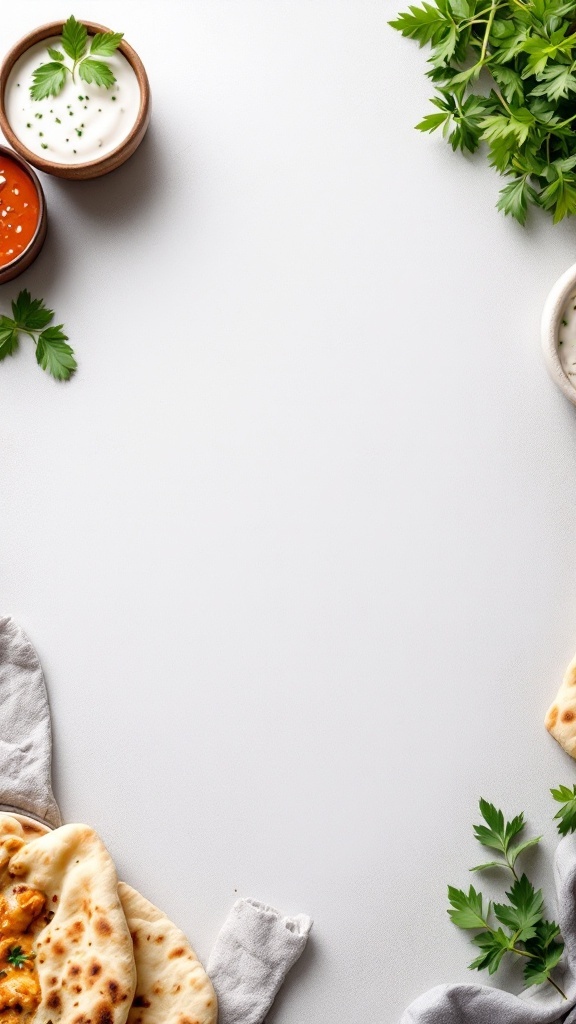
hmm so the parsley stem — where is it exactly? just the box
[546,976,568,1000]
[480,0,498,61]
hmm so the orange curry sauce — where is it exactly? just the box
[0,155,39,268]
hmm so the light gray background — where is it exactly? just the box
[2,2,576,1021]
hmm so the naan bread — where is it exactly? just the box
[545,651,576,757]
[1,818,136,1024]
[118,883,216,1024]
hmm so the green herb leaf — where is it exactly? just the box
[540,173,576,223]
[388,3,451,46]
[469,928,511,974]
[47,47,65,62]
[552,784,576,835]
[508,835,542,866]
[496,176,536,224]
[7,946,34,969]
[78,59,116,89]
[491,65,525,105]
[470,860,510,872]
[0,293,74,380]
[473,799,525,854]
[11,290,54,331]
[415,111,452,133]
[447,885,488,929]
[61,15,88,62]
[493,875,544,941]
[30,62,68,101]
[89,31,123,56]
[531,64,576,102]
[523,920,564,987]
[0,318,19,361]
[36,326,77,381]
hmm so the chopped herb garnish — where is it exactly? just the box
[55,118,61,124]
[562,319,568,326]
[7,947,35,969]
[30,17,123,100]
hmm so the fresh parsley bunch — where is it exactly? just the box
[31,15,123,101]
[448,799,566,996]
[0,290,76,381]
[389,0,576,223]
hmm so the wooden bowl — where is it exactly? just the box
[0,811,52,835]
[0,145,47,284]
[0,20,151,180]
[10,812,52,836]
[541,262,576,406]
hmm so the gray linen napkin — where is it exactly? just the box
[0,616,60,827]
[208,898,313,1024]
[400,833,576,1024]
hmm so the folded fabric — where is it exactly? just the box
[401,833,576,1024]
[208,897,313,1024]
[0,616,61,828]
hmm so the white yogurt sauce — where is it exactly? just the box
[5,37,140,164]
[558,293,576,383]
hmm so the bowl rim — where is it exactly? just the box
[0,19,150,175]
[0,143,46,278]
[541,261,576,407]
[0,808,52,832]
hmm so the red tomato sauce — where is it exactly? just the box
[0,154,39,268]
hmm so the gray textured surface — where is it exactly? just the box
[2,2,576,1022]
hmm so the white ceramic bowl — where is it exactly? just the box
[542,261,576,405]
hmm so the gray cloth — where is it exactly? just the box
[208,898,312,1024]
[400,833,576,1024]
[0,616,60,828]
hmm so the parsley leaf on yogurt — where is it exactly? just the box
[30,16,123,101]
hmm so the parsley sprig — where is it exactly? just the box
[0,290,76,381]
[470,798,542,876]
[6,946,35,970]
[448,799,566,998]
[30,16,123,101]
[552,784,576,835]
[389,0,576,223]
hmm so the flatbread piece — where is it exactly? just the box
[118,882,216,1024]
[0,817,136,1024]
[545,651,576,757]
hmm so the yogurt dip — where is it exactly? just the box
[4,37,140,165]
[557,292,576,383]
